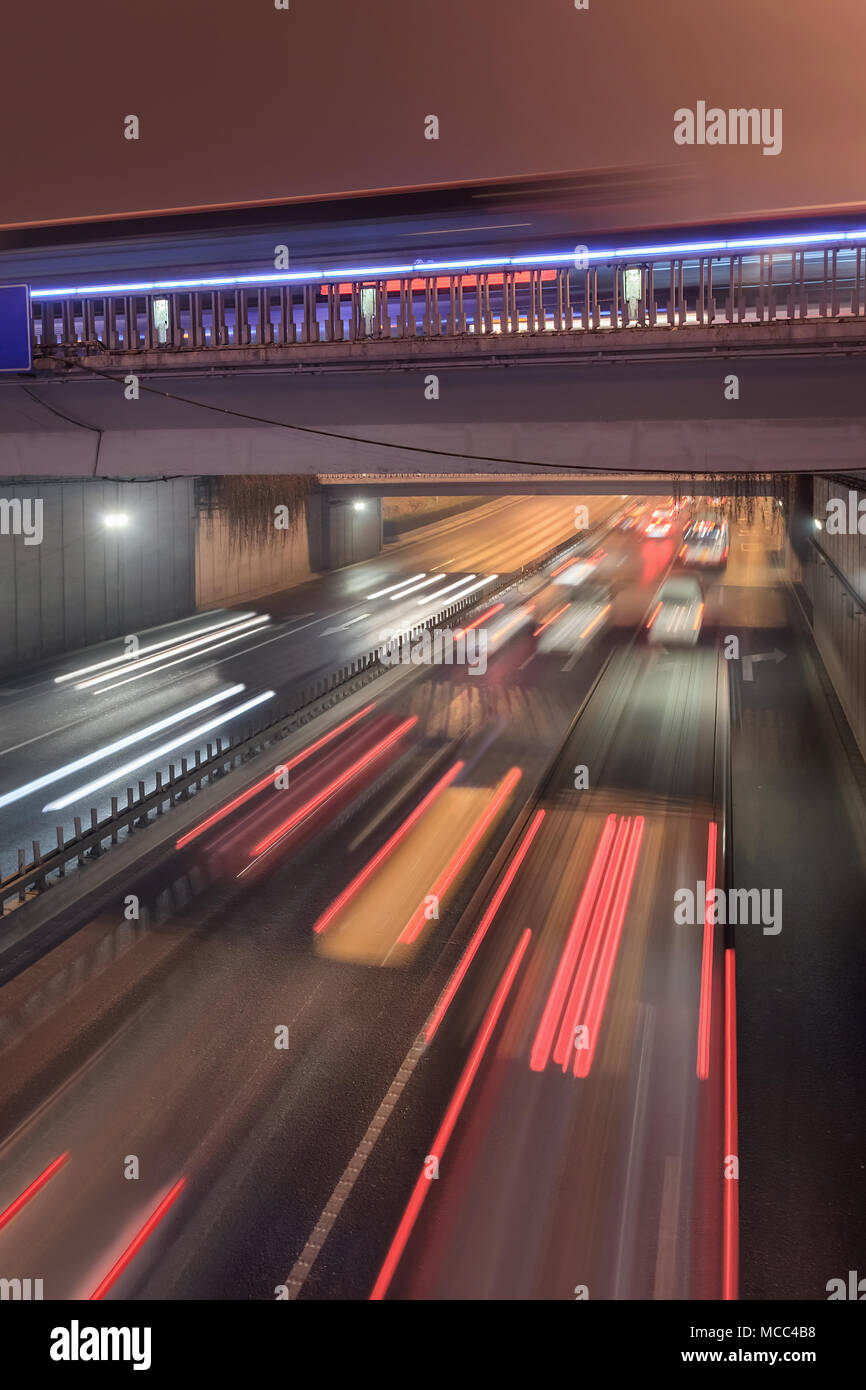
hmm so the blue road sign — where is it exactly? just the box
[0,284,32,372]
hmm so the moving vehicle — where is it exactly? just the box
[644,507,678,539]
[618,505,644,532]
[646,576,704,646]
[679,519,729,570]
[536,580,612,654]
[551,548,606,587]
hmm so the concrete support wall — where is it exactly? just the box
[0,478,195,675]
[306,493,383,571]
[803,476,866,760]
[196,508,313,608]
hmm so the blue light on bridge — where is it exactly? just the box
[23,226,866,302]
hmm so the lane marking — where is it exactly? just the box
[320,613,371,636]
[282,924,534,1300]
[369,930,532,1300]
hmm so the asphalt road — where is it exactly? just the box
[0,502,863,1301]
[0,493,622,873]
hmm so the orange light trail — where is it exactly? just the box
[532,604,570,638]
[579,603,611,640]
[398,767,522,945]
[459,603,504,633]
[490,611,531,644]
[313,760,465,935]
[323,270,557,295]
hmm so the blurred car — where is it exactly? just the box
[552,548,605,587]
[644,508,678,539]
[536,581,612,654]
[679,519,729,570]
[485,602,536,649]
[618,507,643,532]
[646,576,704,646]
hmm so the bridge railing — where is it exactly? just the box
[30,242,866,357]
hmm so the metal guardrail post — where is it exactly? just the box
[213,290,226,346]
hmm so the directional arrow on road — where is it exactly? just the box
[742,648,786,681]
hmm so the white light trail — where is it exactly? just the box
[0,686,245,811]
[416,574,477,605]
[42,690,275,811]
[54,612,261,683]
[388,574,446,600]
[417,575,499,608]
[365,574,426,600]
[74,616,270,690]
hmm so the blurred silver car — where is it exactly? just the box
[646,576,704,646]
[536,581,612,654]
[679,520,728,570]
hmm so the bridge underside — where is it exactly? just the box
[1,354,864,480]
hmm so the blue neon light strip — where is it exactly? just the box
[26,226,866,299]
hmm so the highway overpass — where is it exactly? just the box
[3,230,865,478]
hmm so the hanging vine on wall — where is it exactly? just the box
[670,471,792,536]
[196,475,315,550]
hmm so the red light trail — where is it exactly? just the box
[369,929,532,1301]
[0,1152,69,1234]
[426,808,545,1043]
[89,1177,187,1301]
[176,703,376,850]
[696,820,718,1081]
[249,717,418,860]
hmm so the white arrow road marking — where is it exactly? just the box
[320,613,370,635]
[742,649,786,681]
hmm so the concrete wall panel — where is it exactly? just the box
[0,479,196,676]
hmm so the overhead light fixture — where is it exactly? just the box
[103,513,129,529]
